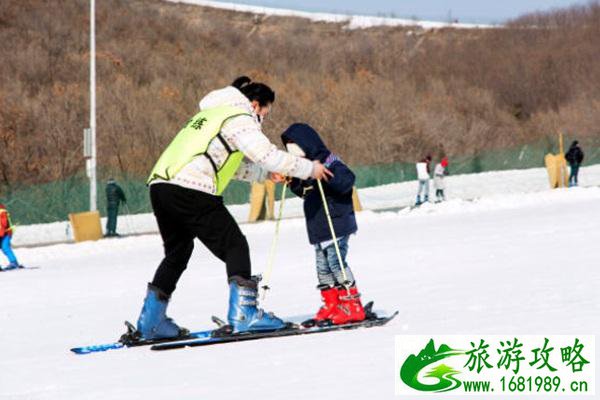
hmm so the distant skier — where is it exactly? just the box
[565,140,584,187]
[281,123,365,325]
[415,155,432,205]
[433,157,449,203]
[105,178,127,237]
[134,76,332,340]
[0,204,22,271]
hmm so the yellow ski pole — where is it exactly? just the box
[260,181,288,301]
[316,179,350,290]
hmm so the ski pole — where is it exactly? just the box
[316,179,351,290]
[260,181,288,301]
[123,203,133,234]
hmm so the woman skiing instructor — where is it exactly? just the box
[134,76,332,340]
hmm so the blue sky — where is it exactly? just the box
[226,0,587,23]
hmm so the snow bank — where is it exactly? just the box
[11,164,600,247]
[164,0,494,29]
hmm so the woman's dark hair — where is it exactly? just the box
[232,76,275,106]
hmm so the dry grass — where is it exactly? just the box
[1,0,599,187]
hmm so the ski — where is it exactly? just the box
[70,321,213,355]
[150,309,398,351]
[0,265,39,272]
[71,304,398,354]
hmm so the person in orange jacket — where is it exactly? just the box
[0,204,22,271]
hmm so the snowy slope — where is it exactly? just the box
[12,164,600,247]
[164,0,494,29]
[0,185,599,399]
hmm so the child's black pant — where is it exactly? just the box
[149,183,251,296]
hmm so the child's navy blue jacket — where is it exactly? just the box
[281,123,357,245]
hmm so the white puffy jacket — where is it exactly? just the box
[416,162,430,181]
[155,86,314,195]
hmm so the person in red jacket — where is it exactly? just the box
[0,204,22,271]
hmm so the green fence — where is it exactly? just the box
[352,137,599,188]
[0,175,254,226]
[2,137,598,226]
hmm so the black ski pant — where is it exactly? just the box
[569,163,580,185]
[106,204,119,234]
[149,183,251,296]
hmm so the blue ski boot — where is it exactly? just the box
[136,284,188,340]
[2,263,22,271]
[227,276,287,333]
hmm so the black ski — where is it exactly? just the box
[151,307,398,351]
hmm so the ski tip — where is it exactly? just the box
[70,342,125,355]
[70,347,94,355]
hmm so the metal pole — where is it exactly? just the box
[260,181,288,301]
[316,179,350,290]
[89,0,97,211]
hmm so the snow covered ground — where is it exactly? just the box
[13,164,600,247]
[164,0,494,29]
[1,177,599,399]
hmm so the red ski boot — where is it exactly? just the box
[331,286,366,325]
[314,286,339,321]
[302,286,339,327]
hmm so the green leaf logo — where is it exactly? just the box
[400,339,464,392]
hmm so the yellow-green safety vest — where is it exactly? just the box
[147,106,250,195]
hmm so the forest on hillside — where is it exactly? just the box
[1,0,599,187]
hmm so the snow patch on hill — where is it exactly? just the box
[164,0,495,29]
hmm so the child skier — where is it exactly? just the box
[0,204,22,271]
[433,157,449,202]
[280,123,365,325]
